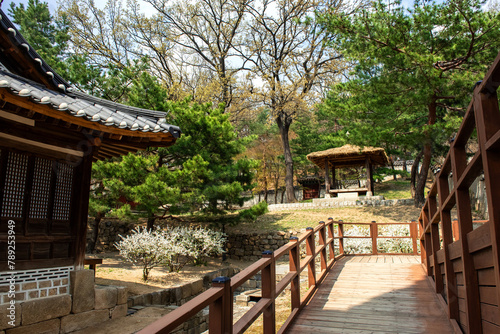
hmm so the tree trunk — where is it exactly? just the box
[147,215,156,231]
[414,100,437,207]
[410,150,423,198]
[88,212,104,253]
[391,160,397,180]
[276,114,297,203]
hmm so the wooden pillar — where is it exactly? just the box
[331,164,336,191]
[306,227,316,288]
[452,144,482,332]
[365,157,374,196]
[371,221,378,255]
[209,276,233,333]
[262,251,276,334]
[289,237,300,310]
[324,158,330,197]
[73,147,94,269]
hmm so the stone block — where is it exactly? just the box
[110,303,128,319]
[0,303,21,330]
[60,309,109,333]
[181,283,192,299]
[115,286,127,305]
[21,282,37,290]
[70,270,95,313]
[94,285,117,310]
[191,280,204,295]
[160,290,170,305]
[151,291,161,305]
[38,280,51,288]
[21,295,71,326]
[6,318,60,334]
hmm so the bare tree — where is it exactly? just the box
[236,0,353,202]
[143,0,252,109]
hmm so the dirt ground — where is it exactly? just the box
[91,252,253,296]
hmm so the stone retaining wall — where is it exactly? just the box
[127,267,238,308]
[269,198,414,211]
[226,231,291,261]
[86,218,137,253]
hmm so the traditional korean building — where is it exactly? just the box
[0,9,180,332]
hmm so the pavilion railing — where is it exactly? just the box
[137,218,422,334]
[418,51,500,333]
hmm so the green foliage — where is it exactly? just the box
[9,0,70,74]
[317,0,500,203]
[239,201,269,222]
[318,0,500,151]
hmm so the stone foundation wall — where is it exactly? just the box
[0,269,127,334]
[226,231,291,261]
[0,266,72,305]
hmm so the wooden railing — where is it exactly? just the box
[419,52,500,333]
[138,218,421,334]
[336,220,419,255]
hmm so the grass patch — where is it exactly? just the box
[227,205,421,233]
[374,179,412,199]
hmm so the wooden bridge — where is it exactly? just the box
[138,53,500,334]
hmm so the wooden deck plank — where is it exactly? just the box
[288,255,454,334]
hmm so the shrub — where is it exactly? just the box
[114,227,172,281]
[239,201,269,221]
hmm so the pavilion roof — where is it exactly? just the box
[307,144,390,169]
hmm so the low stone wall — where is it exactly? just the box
[127,267,238,308]
[269,198,414,211]
[0,269,127,334]
[226,231,291,262]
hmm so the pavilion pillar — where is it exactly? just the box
[365,158,373,197]
[331,164,336,192]
[324,158,331,198]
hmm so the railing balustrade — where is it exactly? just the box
[138,219,419,334]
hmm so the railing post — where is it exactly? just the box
[289,237,300,310]
[410,220,418,255]
[262,250,276,334]
[306,227,316,288]
[452,219,459,241]
[209,276,232,334]
[371,221,378,255]
[319,221,327,272]
[327,218,335,262]
[338,220,344,255]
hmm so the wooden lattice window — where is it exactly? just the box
[29,157,53,219]
[52,163,74,221]
[1,151,29,218]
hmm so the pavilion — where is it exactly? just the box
[306,144,389,197]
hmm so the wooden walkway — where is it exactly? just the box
[288,255,455,334]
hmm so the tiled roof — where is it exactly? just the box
[0,70,181,136]
[0,9,180,138]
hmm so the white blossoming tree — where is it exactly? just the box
[115,225,226,280]
[114,227,172,281]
